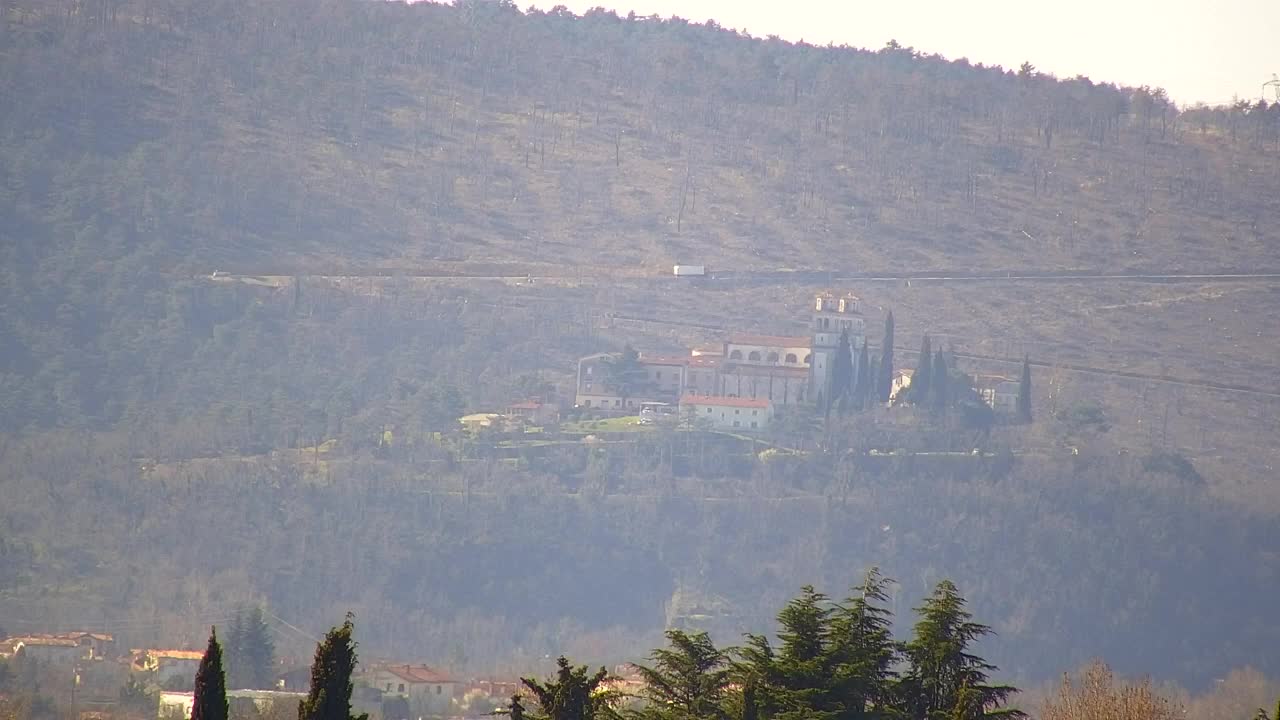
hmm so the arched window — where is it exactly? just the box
[804,354,812,364]
[767,352,779,363]
[729,350,743,360]
[748,351,762,362]
[785,353,798,364]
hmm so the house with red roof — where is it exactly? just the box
[365,664,459,718]
[679,395,773,431]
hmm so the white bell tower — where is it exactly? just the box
[810,292,866,404]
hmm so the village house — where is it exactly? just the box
[679,395,773,431]
[973,374,1020,414]
[505,400,560,426]
[889,369,914,405]
[365,664,458,718]
[2,636,83,669]
[128,649,203,687]
[159,689,309,720]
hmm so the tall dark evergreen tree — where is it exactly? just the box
[830,330,854,415]
[931,349,949,412]
[1016,357,1032,424]
[242,607,276,690]
[192,628,228,720]
[827,569,899,720]
[909,335,932,405]
[877,312,894,403]
[851,341,871,411]
[510,694,526,720]
[521,656,612,720]
[299,614,368,720]
[898,581,1023,720]
[227,610,247,689]
[605,345,650,409]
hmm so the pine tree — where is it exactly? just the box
[898,582,1023,720]
[1016,357,1032,424]
[931,349,949,412]
[226,609,247,689]
[242,607,276,689]
[877,312,894,403]
[510,694,526,720]
[192,628,228,720]
[299,614,368,720]
[521,656,611,720]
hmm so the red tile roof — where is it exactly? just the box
[507,401,544,410]
[380,664,457,684]
[686,356,722,368]
[680,395,771,409]
[727,334,811,348]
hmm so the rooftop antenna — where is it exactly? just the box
[1264,74,1280,102]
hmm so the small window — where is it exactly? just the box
[804,354,812,364]
[733,421,740,428]
[386,683,393,692]
[748,351,762,361]
[436,686,442,695]
[583,400,591,407]
[707,408,712,413]
[785,353,798,364]
[735,409,740,414]
[767,352,779,362]
[398,683,405,693]
[729,350,743,360]
[751,422,758,428]
[753,410,758,415]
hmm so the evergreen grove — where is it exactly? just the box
[516,573,1025,720]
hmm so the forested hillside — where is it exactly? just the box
[1,0,1279,694]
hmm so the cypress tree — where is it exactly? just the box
[192,627,228,720]
[931,348,949,411]
[852,341,871,411]
[910,335,932,405]
[1016,357,1032,424]
[877,312,895,402]
[299,614,368,720]
[830,330,854,415]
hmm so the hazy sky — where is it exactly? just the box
[527,0,1278,106]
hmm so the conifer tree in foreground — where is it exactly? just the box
[192,627,228,720]
[633,630,731,720]
[299,614,368,720]
[877,312,895,403]
[522,656,612,720]
[899,581,1023,720]
[1016,357,1032,424]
